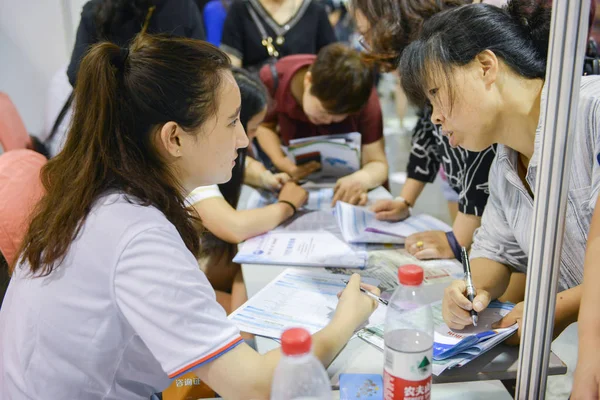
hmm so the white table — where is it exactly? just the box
[241,264,565,399]
[236,185,565,398]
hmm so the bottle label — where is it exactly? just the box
[383,346,432,400]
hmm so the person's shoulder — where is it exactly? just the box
[277,54,316,71]
[580,75,600,104]
[228,0,250,12]
[91,192,175,237]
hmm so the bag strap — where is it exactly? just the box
[46,91,74,144]
[269,63,279,92]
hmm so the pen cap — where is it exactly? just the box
[281,327,312,356]
[398,264,424,286]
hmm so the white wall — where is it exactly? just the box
[0,0,85,135]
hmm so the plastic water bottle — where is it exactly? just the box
[383,265,434,400]
[271,327,332,400]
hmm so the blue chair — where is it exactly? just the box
[203,0,228,47]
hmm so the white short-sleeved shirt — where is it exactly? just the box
[0,193,242,399]
[186,185,223,206]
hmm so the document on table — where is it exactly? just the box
[232,230,368,268]
[326,249,464,293]
[356,300,517,376]
[243,186,393,212]
[335,202,452,244]
[245,187,335,211]
[229,268,383,339]
[288,132,361,182]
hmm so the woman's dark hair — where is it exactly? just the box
[95,0,155,39]
[399,0,551,107]
[352,0,470,70]
[310,43,375,115]
[218,68,269,208]
[19,34,231,276]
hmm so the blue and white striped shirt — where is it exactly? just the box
[471,76,600,291]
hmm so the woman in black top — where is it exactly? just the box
[352,0,496,262]
[220,0,337,71]
[68,0,206,86]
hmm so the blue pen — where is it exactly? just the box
[461,247,478,327]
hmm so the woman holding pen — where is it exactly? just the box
[395,1,600,393]
[0,34,380,399]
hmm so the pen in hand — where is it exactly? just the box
[461,247,478,326]
[342,279,388,306]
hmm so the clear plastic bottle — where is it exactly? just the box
[271,327,332,400]
[383,265,434,400]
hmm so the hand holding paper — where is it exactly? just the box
[332,174,368,206]
[492,301,524,346]
[371,199,410,222]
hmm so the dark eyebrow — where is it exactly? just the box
[229,105,241,119]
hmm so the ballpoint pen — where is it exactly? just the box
[342,279,388,306]
[461,247,478,326]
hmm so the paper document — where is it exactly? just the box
[288,132,361,182]
[335,202,452,244]
[327,249,463,293]
[233,230,368,268]
[229,268,382,339]
[356,300,517,376]
[245,187,335,211]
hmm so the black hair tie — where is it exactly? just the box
[113,47,130,72]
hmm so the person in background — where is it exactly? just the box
[188,68,307,314]
[0,34,379,399]
[398,4,599,396]
[220,0,336,71]
[351,0,496,263]
[0,150,46,308]
[68,0,205,87]
[256,43,389,206]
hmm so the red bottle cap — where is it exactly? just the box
[398,264,424,286]
[281,327,312,356]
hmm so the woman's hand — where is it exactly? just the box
[290,161,321,181]
[277,182,308,211]
[332,175,368,206]
[260,170,291,191]
[491,301,523,346]
[442,279,491,330]
[334,273,380,330]
[405,231,455,260]
[572,342,600,400]
[371,199,410,221]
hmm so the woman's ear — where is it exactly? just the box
[476,49,499,85]
[303,71,313,89]
[157,121,183,159]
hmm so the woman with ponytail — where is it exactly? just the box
[0,35,380,398]
[395,0,600,356]
[188,68,307,314]
[255,43,389,206]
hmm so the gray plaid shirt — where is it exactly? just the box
[471,76,600,291]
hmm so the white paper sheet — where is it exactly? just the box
[229,268,382,339]
[335,202,452,244]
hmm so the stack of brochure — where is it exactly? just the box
[357,300,518,376]
[288,132,361,182]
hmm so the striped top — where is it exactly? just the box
[471,76,600,291]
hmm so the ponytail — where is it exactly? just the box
[20,34,231,276]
